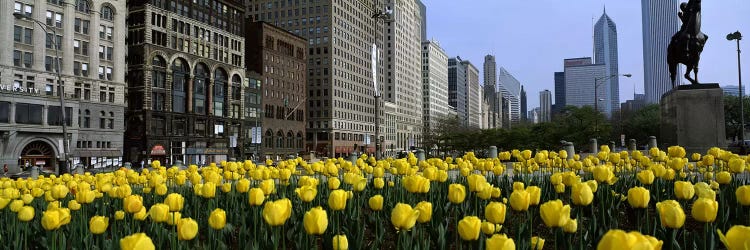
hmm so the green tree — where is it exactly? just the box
[724,95,750,141]
[622,104,660,145]
[553,106,611,149]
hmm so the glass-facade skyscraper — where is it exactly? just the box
[594,9,619,118]
[642,0,681,104]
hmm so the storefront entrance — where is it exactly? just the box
[18,141,56,172]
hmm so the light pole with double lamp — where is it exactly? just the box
[370,1,393,159]
[13,12,70,174]
[727,31,744,153]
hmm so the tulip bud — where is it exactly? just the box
[674,181,695,200]
[17,206,35,222]
[563,219,578,233]
[332,234,348,250]
[415,201,432,223]
[89,216,109,234]
[163,193,184,212]
[328,190,348,211]
[540,200,571,228]
[248,188,265,206]
[481,221,495,235]
[717,225,750,250]
[262,198,292,226]
[598,230,663,250]
[571,183,593,206]
[368,195,384,211]
[656,200,685,228]
[120,233,155,250]
[627,187,650,208]
[177,218,198,240]
[485,202,506,224]
[531,236,545,250]
[486,234,515,249]
[509,190,530,212]
[209,208,226,230]
[448,184,466,204]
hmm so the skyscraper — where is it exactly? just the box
[448,57,467,125]
[483,55,499,128]
[464,61,480,128]
[564,57,607,109]
[540,90,552,122]
[421,40,449,136]
[417,0,427,42]
[246,0,423,156]
[497,67,521,124]
[385,0,424,151]
[642,0,681,104]
[520,86,527,122]
[553,72,565,113]
[595,9,620,118]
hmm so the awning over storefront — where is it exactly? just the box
[151,145,166,155]
[76,149,122,157]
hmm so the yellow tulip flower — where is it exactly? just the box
[448,184,466,204]
[563,219,578,233]
[295,185,318,203]
[41,209,63,230]
[486,234,515,250]
[115,210,125,220]
[177,218,199,240]
[571,183,593,206]
[457,216,481,241]
[627,187,650,208]
[736,185,750,206]
[540,200,571,228]
[674,181,695,200]
[328,189,348,211]
[656,200,685,229]
[509,189,530,212]
[531,236,545,250]
[303,207,328,235]
[368,195,383,211]
[332,234,348,250]
[415,201,433,223]
[717,225,750,250]
[134,207,148,221]
[691,198,718,223]
[209,208,226,230]
[485,202,506,224]
[120,233,155,250]
[89,216,109,234]
[637,170,655,185]
[597,230,663,250]
[17,205,35,222]
[248,188,265,206]
[148,203,170,223]
[481,221,495,235]
[391,203,420,231]
[262,198,292,226]
[716,171,731,185]
[163,193,184,212]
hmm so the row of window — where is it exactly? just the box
[43,0,115,21]
[76,140,113,149]
[0,102,71,126]
[263,131,304,150]
[77,109,115,129]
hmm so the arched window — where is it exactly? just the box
[213,68,227,117]
[151,56,167,111]
[193,63,208,114]
[172,58,189,113]
[265,130,273,148]
[296,132,303,149]
[231,75,242,101]
[100,5,114,21]
[75,0,90,13]
[276,131,283,149]
[286,132,293,148]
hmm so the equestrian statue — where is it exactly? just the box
[667,0,709,87]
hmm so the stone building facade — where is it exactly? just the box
[0,0,127,173]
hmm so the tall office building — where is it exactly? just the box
[564,57,607,109]
[247,0,423,156]
[520,86,527,122]
[642,0,680,104]
[448,56,467,125]
[385,0,423,151]
[245,22,307,160]
[483,55,499,128]
[421,40,449,135]
[553,71,565,113]
[497,67,521,125]
[528,107,540,124]
[124,0,248,165]
[594,9,620,118]
[1,0,127,173]
[540,90,552,122]
[417,0,426,42]
[463,60,480,128]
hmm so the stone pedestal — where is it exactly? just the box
[660,84,726,154]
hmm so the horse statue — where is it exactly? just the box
[667,0,708,87]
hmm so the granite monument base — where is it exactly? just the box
[660,84,726,154]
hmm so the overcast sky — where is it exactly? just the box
[425,0,749,109]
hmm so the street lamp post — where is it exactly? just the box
[727,31,744,153]
[594,74,632,113]
[14,12,70,174]
[371,1,392,159]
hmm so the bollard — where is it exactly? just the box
[416,149,425,162]
[648,136,658,150]
[628,139,637,151]
[349,153,357,166]
[31,166,39,179]
[489,146,498,159]
[590,138,598,154]
[564,142,575,160]
[173,160,184,169]
[609,141,616,152]
[123,162,132,170]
